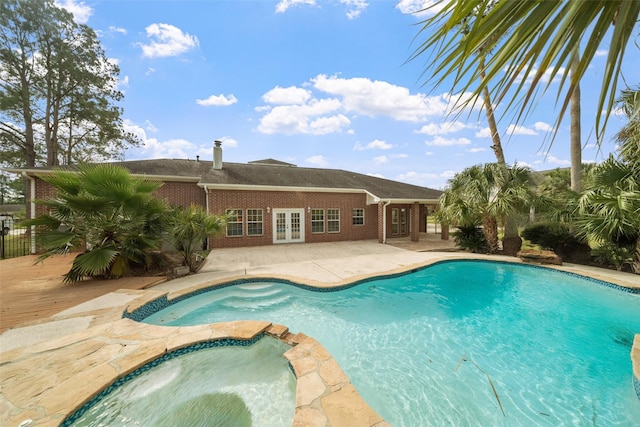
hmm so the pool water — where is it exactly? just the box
[145,261,640,426]
[68,337,296,427]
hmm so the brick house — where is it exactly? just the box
[10,142,443,250]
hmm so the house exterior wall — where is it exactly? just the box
[154,181,205,208]
[206,189,378,248]
[32,179,204,215]
[29,175,436,251]
[33,178,57,217]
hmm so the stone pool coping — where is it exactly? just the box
[1,250,639,425]
[1,319,389,427]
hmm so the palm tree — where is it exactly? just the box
[26,164,169,283]
[168,205,225,271]
[439,163,535,253]
[413,1,639,181]
[576,87,640,273]
[615,87,640,172]
[575,156,640,273]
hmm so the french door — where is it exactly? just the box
[272,209,305,244]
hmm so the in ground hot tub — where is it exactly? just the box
[63,335,296,426]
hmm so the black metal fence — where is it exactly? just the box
[0,221,32,259]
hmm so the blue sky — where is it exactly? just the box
[57,0,638,190]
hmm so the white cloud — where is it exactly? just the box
[139,23,199,58]
[425,151,433,156]
[534,152,570,166]
[373,155,389,165]
[425,136,471,146]
[353,139,393,151]
[395,169,453,188]
[257,98,350,135]
[396,0,445,17]
[124,119,215,160]
[55,0,92,24]
[507,124,537,136]
[546,155,570,166]
[145,120,158,132]
[263,86,312,105]
[475,127,491,138]
[533,121,553,132]
[312,74,453,122]
[218,136,238,148]
[275,0,366,18]
[306,155,329,167]
[109,26,127,35]
[415,121,470,135]
[196,93,238,107]
[342,0,369,19]
[146,67,156,76]
[515,160,533,168]
[466,147,486,153]
[275,0,316,13]
[595,49,608,57]
[309,114,351,134]
[257,74,463,135]
[367,172,385,179]
[515,65,566,85]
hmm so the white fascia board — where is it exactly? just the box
[387,198,441,204]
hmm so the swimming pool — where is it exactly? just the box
[141,260,640,426]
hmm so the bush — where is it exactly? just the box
[592,244,635,271]
[452,225,488,253]
[521,223,591,263]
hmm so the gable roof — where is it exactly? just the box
[6,158,443,203]
[199,162,441,202]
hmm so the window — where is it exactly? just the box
[391,208,399,234]
[311,209,324,233]
[352,208,364,225]
[246,209,263,236]
[226,209,243,237]
[399,208,407,234]
[327,208,340,233]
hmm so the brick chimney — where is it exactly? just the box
[213,140,222,170]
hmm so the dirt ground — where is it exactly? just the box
[0,255,165,333]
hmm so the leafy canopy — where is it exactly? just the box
[168,205,225,271]
[26,164,169,283]
[412,0,640,141]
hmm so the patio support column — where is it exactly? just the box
[411,202,420,242]
[377,202,385,243]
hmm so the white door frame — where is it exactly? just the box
[272,208,305,244]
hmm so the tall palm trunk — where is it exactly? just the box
[570,50,583,193]
[482,214,499,253]
[480,55,506,165]
[480,55,519,250]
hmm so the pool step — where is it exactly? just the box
[222,293,291,309]
[214,284,292,309]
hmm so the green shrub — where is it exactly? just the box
[592,244,635,271]
[521,223,591,262]
[452,225,488,253]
